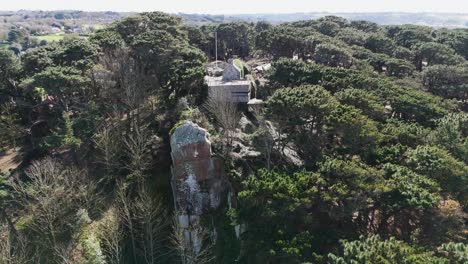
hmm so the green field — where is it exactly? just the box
[33,34,66,42]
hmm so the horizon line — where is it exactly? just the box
[2,10,468,15]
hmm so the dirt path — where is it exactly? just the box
[0,148,22,173]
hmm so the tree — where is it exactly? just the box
[204,91,241,155]
[422,65,468,100]
[438,242,468,264]
[393,46,415,61]
[335,88,388,121]
[104,12,207,108]
[256,26,303,59]
[385,58,415,77]
[0,49,20,100]
[7,28,29,44]
[52,38,99,71]
[415,42,465,70]
[316,20,341,37]
[266,58,322,88]
[367,53,391,72]
[216,22,255,59]
[238,169,320,262]
[405,145,467,207]
[266,85,337,165]
[0,102,25,149]
[336,28,367,46]
[394,26,433,48]
[24,66,90,111]
[349,20,380,33]
[437,29,468,60]
[365,33,395,55]
[314,43,353,68]
[430,113,468,162]
[325,104,381,156]
[328,235,446,263]
[10,158,94,263]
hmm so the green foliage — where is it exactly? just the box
[314,43,353,68]
[335,88,388,120]
[326,104,381,156]
[39,112,82,151]
[385,58,415,77]
[438,242,468,264]
[422,65,468,100]
[3,12,468,264]
[394,26,434,48]
[238,169,320,262]
[328,235,446,264]
[381,119,430,147]
[267,58,322,88]
[266,85,337,165]
[430,113,468,161]
[382,164,440,209]
[0,49,20,100]
[406,145,467,205]
[216,22,255,59]
[7,27,29,43]
[416,42,465,68]
[24,66,90,110]
[365,33,395,55]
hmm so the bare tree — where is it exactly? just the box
[116,181,138,264]
[134,183,170,264]
[251,107,275,171]
[171,217,214,264]
[100,207,124,264]
[0,223,31,264]
[256,122,275,171]
[116,179,171,264]
[93,48,156,126]
[122,124,153,181]
[93,119,121,182]
[204,92,241,155]
[10,157,91,262]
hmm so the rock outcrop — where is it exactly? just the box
[170,121,228,256]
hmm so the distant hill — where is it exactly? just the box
[1,10,467,42]
[0,10,135,41]
[179,12,468,28]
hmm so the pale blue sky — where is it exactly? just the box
[1,0,468,13]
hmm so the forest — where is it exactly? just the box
[0,12,467,263]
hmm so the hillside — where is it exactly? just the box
[180,12,468,28]
[0,12,467,264]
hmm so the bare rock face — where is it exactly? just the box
[170,121,228,256]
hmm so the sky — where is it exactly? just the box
[2,0,468,14]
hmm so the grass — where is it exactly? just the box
[32,33,66,42]
[32,33,89,43]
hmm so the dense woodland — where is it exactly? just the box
[0,12,467,263]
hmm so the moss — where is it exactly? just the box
[234,59,245,78]
[180,108,195,120]
[169,120,186,135]
[78,224,106,264]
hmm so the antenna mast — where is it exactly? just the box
[215,31,218,68]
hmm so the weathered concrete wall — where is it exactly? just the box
[222,64,241,81]
[207,82,251,103]
[170,121,228,256]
